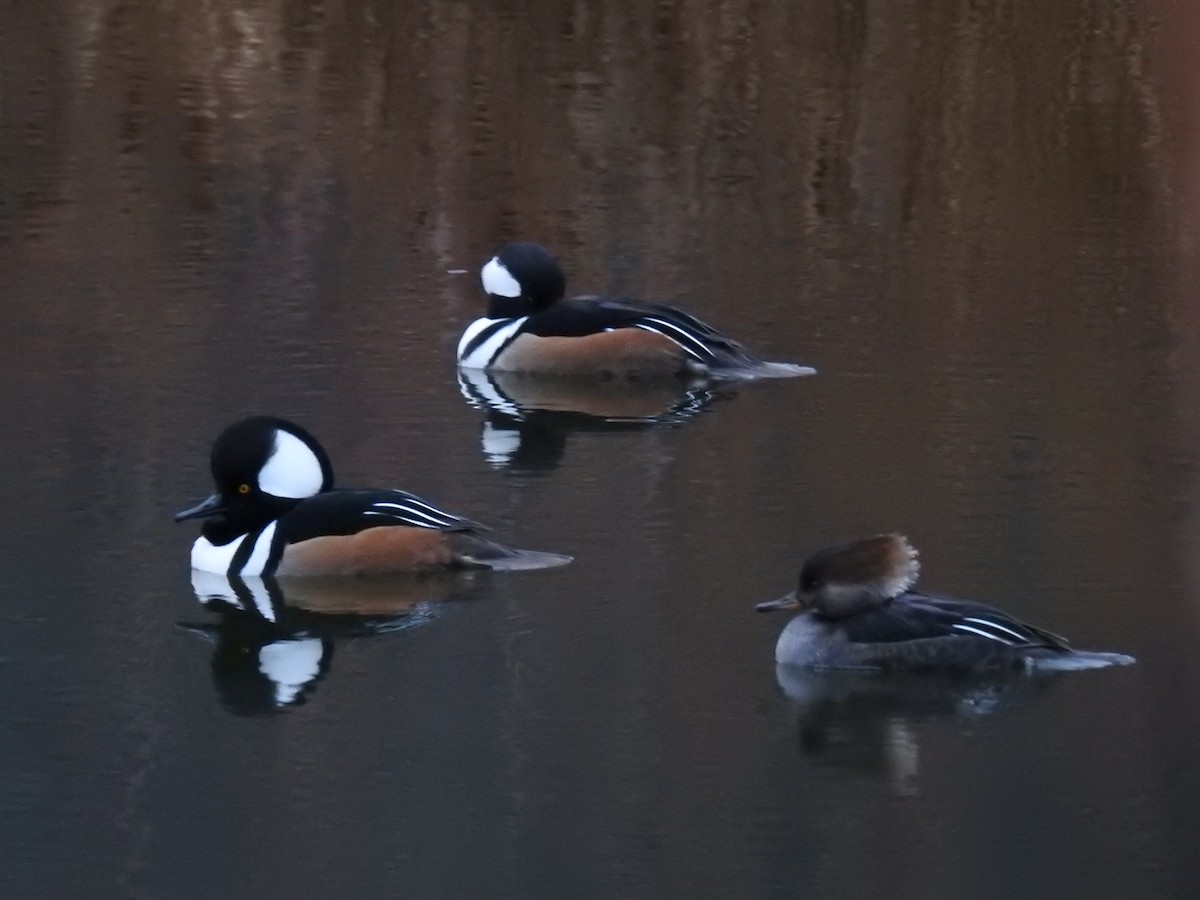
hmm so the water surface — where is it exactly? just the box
[1,1,1196,897]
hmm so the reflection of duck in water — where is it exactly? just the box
[457,367,725,470]
[774,666,1059,797]
[458,242,815,380]
[756,534,1135,671]
[182,570,458,715]
[175,416,571,576]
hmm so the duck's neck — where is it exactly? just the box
[814,584,896,619]
[486,295,530,319]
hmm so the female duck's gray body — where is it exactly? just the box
[758,535,1134,672]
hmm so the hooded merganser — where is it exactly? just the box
[175,416,572,577]
[456,242,815,380]
[756,534,1135,671]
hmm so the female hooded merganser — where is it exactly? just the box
[756,534,1135,671]
[457,242,815,379]
[175,416,572,577]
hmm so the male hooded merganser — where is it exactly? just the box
[457,242,815,379]
[175,416,572,577]
[756,534,1135,671]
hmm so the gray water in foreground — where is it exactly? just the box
[2,2,1198,897]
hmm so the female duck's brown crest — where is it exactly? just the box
[798,534,921,619]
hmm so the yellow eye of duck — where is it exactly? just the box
[237,483,251,495]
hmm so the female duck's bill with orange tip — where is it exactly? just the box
[175,416,572,578]
[457,242,816,380]
[756,534,1134,672]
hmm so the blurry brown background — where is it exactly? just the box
[0,2,1195,898]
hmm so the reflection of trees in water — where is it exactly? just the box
[0,4,1186,892]
[6,0,1167,264]
[1,0,1177,620]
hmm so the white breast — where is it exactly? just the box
[190,522,279,576]
[775,614,841,666]
[457,317,528,369]
[191,534,245,575]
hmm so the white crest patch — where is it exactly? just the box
[481,257,522,297]
[456,317,528,368]
[259,638,324,705]
[258,429,324,499]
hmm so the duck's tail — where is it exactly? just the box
[1027,650,1136,671]
[699,359,817,380]
[452,534,573,571]
[477,548,575,571]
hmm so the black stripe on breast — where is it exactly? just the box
[461,319,523,363]
[264,530,286,575]
[229,525,268,576]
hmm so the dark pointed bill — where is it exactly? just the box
[755,590,800,613]
[174,493,226,522]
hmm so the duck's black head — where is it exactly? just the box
[481,242,567,318]
[175,416,335,544]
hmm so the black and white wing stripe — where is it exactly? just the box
[632,317,718,364]
[949,615,1052,646]
[361,490,487,531]
[840,593,1072,651]
[629,304,750,366]
[281,489,489,543]
[525,296,758,368]
[920,596,1071,650]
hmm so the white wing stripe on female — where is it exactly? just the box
[960,616,1033,642]
[951,622,1017,644]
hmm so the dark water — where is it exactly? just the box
[2,1,1197,897]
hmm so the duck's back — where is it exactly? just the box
[777,592,1074,671]
[501,295,810,378]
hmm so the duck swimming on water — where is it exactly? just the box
[756,534,1135,672]
[175,416,572,578]
[457,242,814,380]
